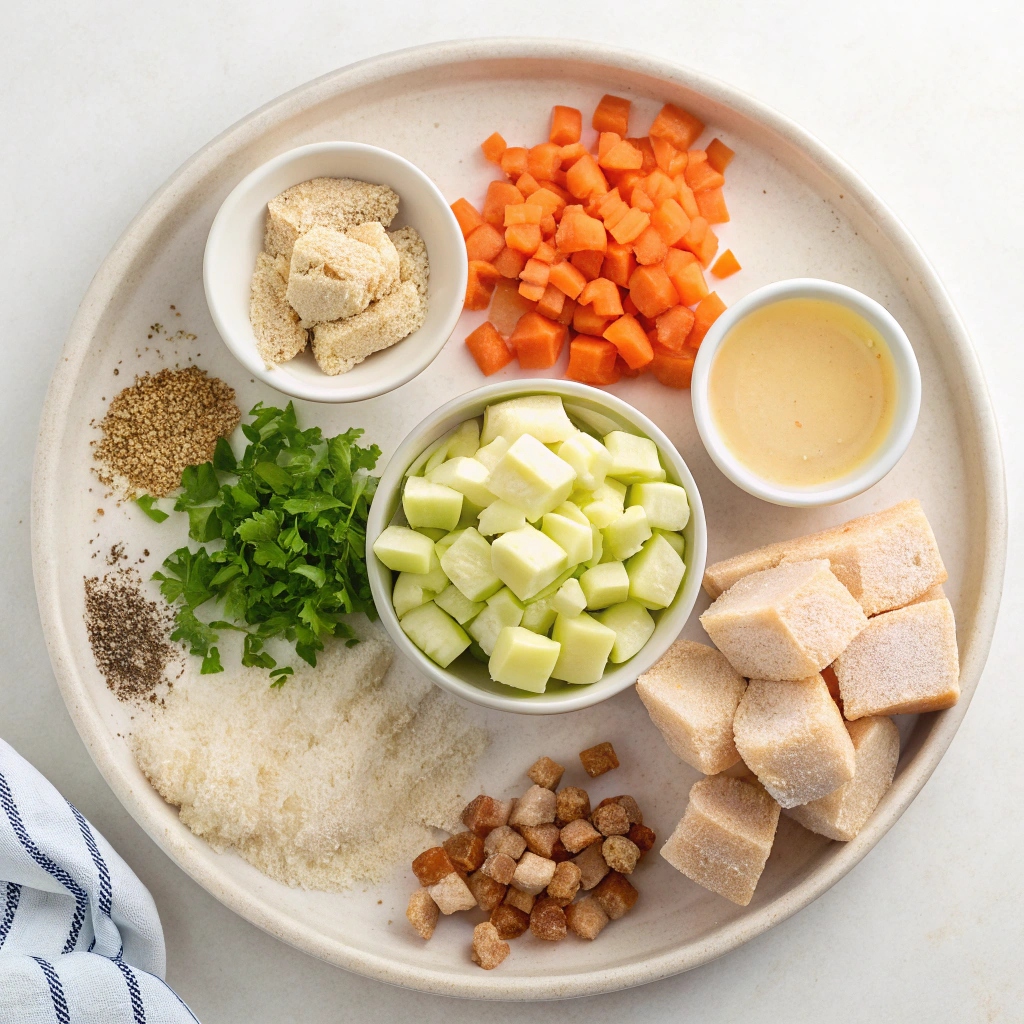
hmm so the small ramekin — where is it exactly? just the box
[690,278,921,507]
[204,142,467,404]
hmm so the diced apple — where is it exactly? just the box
[468,587,526,655]
[594,477,627,508]
[524,566,577,604]
[541,513,593,566]
[439,527,503,602]
[474,436,510,472]
[551,612,616,685]
[392,573,435,618]
[488,626,561,693]
[477,500,528,537]
[626,533,685,609]
[582,501,622,529]
[402,475,463,532]
[579,478,628,528]
[373,525,436,574]
[628,481,689,531]
[603,505,652,561]
[399,547,448,593]
[521,594,558,634]
[603,431,666,484]
[595,600,656,663]
[434,583,485,624]
[446,417,481,458]
[428,457,495,508]
[490,525,569,601]
[486,435,577,520]
[579,561,630,610]
[481,395,576,446]
[434,529,465,558]
[653,528,685,557]
[552,500,591,526]
[556,432,612,491]
[400,601,471,668]
[552,577,587,617]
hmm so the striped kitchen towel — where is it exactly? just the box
[0,738,199,1022]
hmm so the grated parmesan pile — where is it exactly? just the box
[130,622,486,891]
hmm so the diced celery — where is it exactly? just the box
[557,431,612,491]
[603,431,666,484]
[602,505,652,561]
[490,525,569,601]
[400,601,471,668]
[481,395,576,446]
[551,612,616,685]
[446,417,482,458]
[477,500,528,537]
[579,560,630,609]
[474,436,510,472]
[428,457,495,508]
[487,435,577,520]
[521,594,558,634]
[439,527,503,602]
[552,577,587,617]
[392,573,435,618]
[434,583,485,624]
[402,475,463,532]
[541,512,593,566]
[488,626,561,692]
[373,525,435,574]
[595,600,656,662]
[626,533,685,609]
[628,481,689,531]
[468,587,525,655]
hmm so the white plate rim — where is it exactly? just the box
[30,38,1007,1000]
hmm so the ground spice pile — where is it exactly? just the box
[84,568,180,702]
[93,366,240,497]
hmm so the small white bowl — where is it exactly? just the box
[204,142,468,403]
[691,278,921,507]
[366,380,708,715]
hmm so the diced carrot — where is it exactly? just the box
[679,216,711,263]
[599,140,644,172]
[481,132,507,164]
[654,305,697,352]
[694,224,719,267]
[520,258,550,288]
[465,223,506,263]
[550,105,582,146]
[489,278,535,336]
[555,211,607,253]
[465,322,513,375]
[629,186,655,213]
[706,138,735,174]
[684,152,726,193]
[570,250,606,281]
[537,179,573,205]
[528,143,563,182]
[557,296,577,326]
[665,249,709,306]
[560,142,588,168]
[540,214,556,238]
[628,264,677,318]
[622,293,640,317]
[529,187,565,219]
[632,225,669,266]
[505,222,542,255]
[536,283,566,319]
[596,187,624,218]
[711,249,741,278]
[579,278,624,317]
[644,169,677,205]
[483,181,524,227]
[516,172,541,198]
[650,343,695,388]
[505,204,543,226]
[686,292,727,348]
[549,260,588,300]
[608,207,650,245]
[548,167,569,189]
[566,336,620,386]
[650,135,677,173]
[615,355,642,378]
[602,242,637,288]
[695,187,729,224]
[493,246,528,279]
[603,314,654,369]
[592,94,631,135]
[626,138,658,174]
[465,260,501,310]
[650,197,690,246]
[519,280,546,301]
[451,198,484,238]
[566,155,609,200]
[533,240,557,263]
[598,132,622,160]
[510,312,567,369]
[573,302,613,336]
[674,178,700,220]
[649,103,705,151]
[610,169,645,196]
[500,147,529,180]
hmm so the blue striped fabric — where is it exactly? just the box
[0,739,199,1022]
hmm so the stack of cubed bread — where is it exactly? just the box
[636,500,958,906]
[406,742,657,969]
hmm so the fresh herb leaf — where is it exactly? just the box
[135,495,169,523]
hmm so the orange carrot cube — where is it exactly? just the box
[627,137,658,174]
[516,172,541,198]
[655,305,697,352]
[579,278,624,317]
[505,222,542,255]
[555,211,607,254]
[465,261,501,311]
[650,198,691,246]
[560,142,588,168]
[706,138,735,174]
[550,106,582,146]
[504,204,543,226]
[608,208,650,245]
[650,344,696,388]
[529,187,566,219]
[684,152,725,193]
[686,292,727,348]
[570,249,606,280]
[533,240,557,263]
[603,314,655,370]
[628,264,677,319]
[629,186,655,213]
[536,283,566,319]
[500,148,529,181]
[566,155,610,200]
[493,246,528,279]
[592,94,631,136]
[540,214,557,238]
[465,322,513,375]
[451,198,484,238]
[566,337,620,386]
[665,249,709,306]
[548,260,588,300]
[598,132,622,161]
[528,143,564,182]
[466,223,506,263]
[557,296,577,327]
[483,181,525,228]
[599,140,644,172]
[650,135,678,173]
[510,312,567,369]
[573,303,614,336]
[519,280,546,302]
[644,169,677,206]
[632,225,669,266]
[602,242,637,288]
[695,187,729,224]
[481,132,507,164]
[649,103,705,151]
[489,279,536,336]
[520,258,550,288]
[711,249,741,279]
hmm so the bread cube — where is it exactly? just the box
[411,846,456,887]
[462,794,513,837]
[660,776,780,906]
[573,840,610,890]
[636,639,747,775]
[561,818,602,853]
[787,716,900,841]
[546,861,582,905]
[483,824,527,860]
[509,784,557,827]
[595,795,643,825]
[442,831,485,872]
[406,888,439,940]
[527,756,566,790]
[702,499,947,616]
[700,560,868,681]
[520,823,561,859]
[502,887,535,915]
[471,922,510,970]
[530,897,568,941]
[733,675,856,807]
[628,823,656,856]
[593,871,638,919]
[511,852,557,895]
[467,869,508,912]
[602,836,640,874]
[555,786,591,824]
[481,853,517,885]
[565,895,610,940]
[592,803,630,836]
[490,903,530,939]
[833,597,960,718]
[428,872,477,915]
[579,741,619,777]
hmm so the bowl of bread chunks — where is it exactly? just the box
[635,499,958,907]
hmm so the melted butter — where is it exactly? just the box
[708,298,897,487]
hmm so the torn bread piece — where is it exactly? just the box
[249,252,307,364]
[388,225,430,301]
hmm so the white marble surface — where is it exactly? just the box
[2,2,1021,1020]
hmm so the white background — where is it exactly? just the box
[2,2,1022,1021]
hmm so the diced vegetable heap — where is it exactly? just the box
[454,95,742,388]
[404,743,655,969]
[372,395,689,694]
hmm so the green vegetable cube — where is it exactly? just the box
[551,612,616,685]
[490,525,569,601]
[595,600,656,662]
[486,435,577,521]
[602,505,652,561]
[373,525,436,574]
[524,566,577,604]
[427,457,495,508]
[424,442,450,475]
[418,527,448,542]
[579,478,628,528]
[603,431,666,484]
[541,512,593,566]
[585,524,604,568]
[579,561,630,610]
[582,501,621,529]
[557,432,612,491]
[392,573,435,618]
[521,594,558,634]
[552,500,591,526]
[434,529,465,558]
[594,477,627,508]
[477,500,527,537]
[400,547,449,594]
[402,475,463,532]
[488,625,560,692]
[481,395,576,446]
[468,587,525,655]
[552,577,587,617]
[628,482,689,531]
[433,583,485,624]
[473,436,510,471]
[446,418,481,458]
[653,528,685,557]
[400,601,471,668]
[439,527,503,602]
[626,533,685,609]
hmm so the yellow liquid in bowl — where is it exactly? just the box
[708,298,897,488]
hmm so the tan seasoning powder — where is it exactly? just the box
[93,367,241,497]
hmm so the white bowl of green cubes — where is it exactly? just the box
[367,380,707,714]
